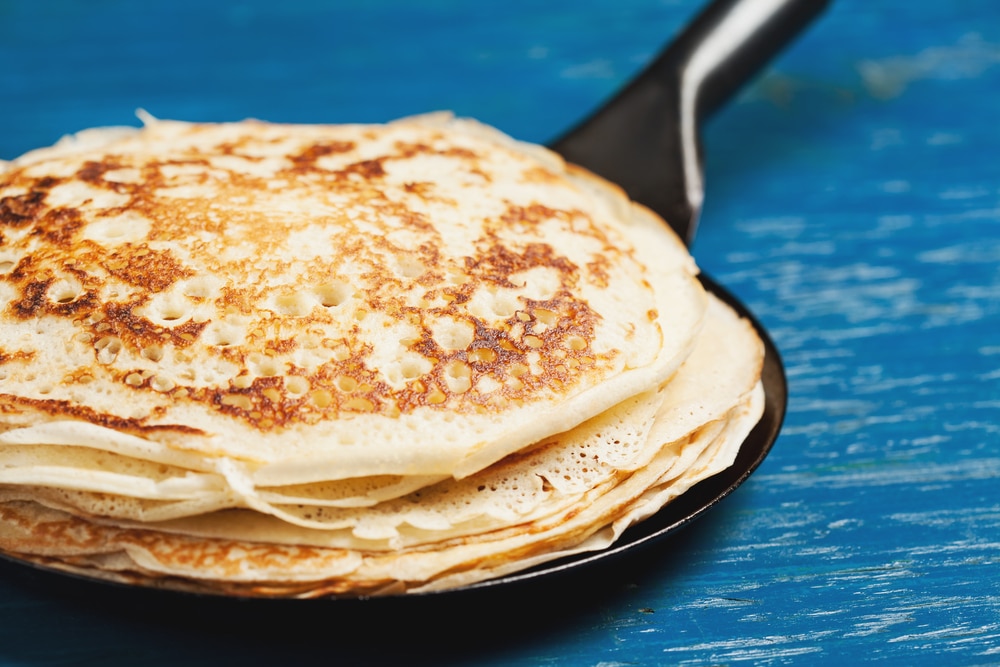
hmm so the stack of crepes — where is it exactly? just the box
[0,113,764,597]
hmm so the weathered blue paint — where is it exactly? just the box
[1,1,997,664]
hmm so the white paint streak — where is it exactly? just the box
[757,458,1000,490]
[899,542,1000,558]
[889,623,1000,644]
[844,612,914,638]
[919,239,1000,264]
[858,32,1000,99]
[560,59,616,80]
[664,635,830,666]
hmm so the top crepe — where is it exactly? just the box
[0,113,707,484]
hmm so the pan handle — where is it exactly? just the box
[677,0,831,121]
[550,0,830,245]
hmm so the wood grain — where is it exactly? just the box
[1,0,998,664]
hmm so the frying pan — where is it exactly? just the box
[0,0,828,612]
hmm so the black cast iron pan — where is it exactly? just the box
[0,0,828,619]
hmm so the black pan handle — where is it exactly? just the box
[550,0,830,245]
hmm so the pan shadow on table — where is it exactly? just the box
[0,489,753,667]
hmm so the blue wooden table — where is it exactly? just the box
[2,1,998,664]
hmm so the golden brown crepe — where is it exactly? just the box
[0,113,764,596]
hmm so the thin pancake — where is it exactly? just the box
[0,389,763,597]
[0,113,706,482]
[0,292,762,554]
[0,114,766,597]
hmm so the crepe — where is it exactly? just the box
[0,113,766,596]
[0,385,763,597]
[0,113,705,482]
